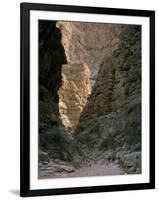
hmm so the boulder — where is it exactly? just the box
[39,127,77,161]
[39,150,49,163]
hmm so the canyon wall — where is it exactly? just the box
[39,20,67,131]
[79,25,141,121]
[38,21,77,164]
[38,21,142,176]
[57,22,122,131]
[58,63,91,132]
[57,22,122,86]
[75,25,141,174]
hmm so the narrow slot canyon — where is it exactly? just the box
[38,20,141,179]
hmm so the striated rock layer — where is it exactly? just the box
[57,22,122,86]
[58,63,91,132]
[78,25,141,124]
[56,22,123,132]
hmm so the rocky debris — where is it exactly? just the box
[38,161,75,178]
[58,63,91,132]
[116,151,141,174]
[39,127,78,162]
[39,150,49,163]
[122,152,141,167]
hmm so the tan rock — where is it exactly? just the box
[58,63,91,132]
[57,21,121,86]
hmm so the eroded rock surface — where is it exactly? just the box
[39,20,67,131]
[56,22,122,131]
[75,25,141,174]
[58,63,91,132]
[39,21,142,178]
[57,22,122,86]
[38,21,79,167]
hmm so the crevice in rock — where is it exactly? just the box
[38,21,142,178]
[57,22,121,132]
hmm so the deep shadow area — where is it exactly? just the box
[39,20,67,132]
[38,21,78,164]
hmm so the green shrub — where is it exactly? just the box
[99,136,117,151]
[126,127,141,145]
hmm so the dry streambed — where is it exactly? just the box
[39,159,125,179]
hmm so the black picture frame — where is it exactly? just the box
[20,2,155,197]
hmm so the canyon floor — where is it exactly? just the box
[39,160,125,179]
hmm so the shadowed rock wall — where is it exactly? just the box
[75,25,142,174]
[39,20,67,131]
[39,21,78,163]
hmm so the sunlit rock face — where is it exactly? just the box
[58,63,91,133]
[57,22,121,86]
[56,21,122,131]
[39,21,122,134]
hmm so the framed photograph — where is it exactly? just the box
[20,2,155,197]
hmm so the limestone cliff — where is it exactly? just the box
[56,22,122,132]
[58,63,91,132]
[57,22,121,86]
